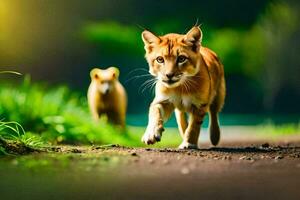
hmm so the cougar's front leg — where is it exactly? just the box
[142,102,173,145]
[179,106,206,149]
[175,109,187,138]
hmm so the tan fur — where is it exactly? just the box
[87,67,127,128]
[141,26,226,149]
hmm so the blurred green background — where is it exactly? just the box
[0,0,299,147]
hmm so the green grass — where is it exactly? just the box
[258,123,300,135]
[0,76,139,147]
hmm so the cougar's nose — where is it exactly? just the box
[166,72,175,79]
[104,89,109,95]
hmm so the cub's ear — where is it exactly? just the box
[184,26,202,51]
[142,30,161,45]
[90,68,101,80]
[108,67,120,79]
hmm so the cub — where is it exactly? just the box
[88,67,127,128]
[141,26,226,149]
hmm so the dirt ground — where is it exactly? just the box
[1,137,300,200]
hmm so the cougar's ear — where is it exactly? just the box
[184,26,202,52]
[142,30,161,45]
[108,67,120,79]
[90,68,101,80]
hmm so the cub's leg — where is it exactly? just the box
[179,107,206,149]
[91,110,100,121]
[142,102,173,145]
[209,77,225,146]
[107,111,125,128]
[175,109,187,138]
[89,104,100,121]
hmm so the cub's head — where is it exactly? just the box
[90,67,120,95]
[142,26,203,88]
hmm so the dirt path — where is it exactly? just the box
[1,139,300,200]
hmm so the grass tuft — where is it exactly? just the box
[0,121,44,155]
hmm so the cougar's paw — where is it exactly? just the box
[178,141,198,149]
[141,124,164,145]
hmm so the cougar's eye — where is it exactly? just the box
[156,56,164,63]
[177,55,187,63]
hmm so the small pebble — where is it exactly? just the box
[275,155,284,160]
[239,156,253,161]
[148,159,154,164]
[239,156,247,160]
[181,167,190,175]
[51,147,61,152]
[261,143,270,148]
[71,149,81,153]
[223,156,232,160]
[131,152,138,156]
